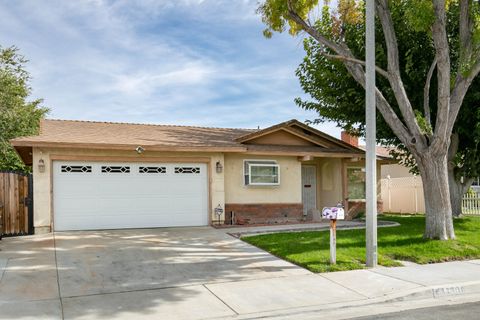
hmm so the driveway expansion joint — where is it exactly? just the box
[203,284,239,315]
[53,232,65,320]
[0,258,9,284]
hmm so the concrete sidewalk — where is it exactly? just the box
[1,230,480,320]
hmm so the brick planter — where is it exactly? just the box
[224,203,303,225]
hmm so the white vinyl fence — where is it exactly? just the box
[381,176,425,213]
[462,193,480,215]
[381,176,480,215]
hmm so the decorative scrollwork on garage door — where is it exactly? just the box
[101,166,130,173]
[61,165,92,173]
[139,166,166,173]
[174,167,200,174]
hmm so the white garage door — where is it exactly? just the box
[53,161,208,231]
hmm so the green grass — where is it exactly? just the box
[242,215,480,273]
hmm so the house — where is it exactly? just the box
[11,119,384,233]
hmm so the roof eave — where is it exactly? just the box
[10,141,247,153]
[244,150,365,158]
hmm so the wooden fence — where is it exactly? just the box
[0,171,33,237]
[462,193,480,215]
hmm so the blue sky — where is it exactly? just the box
[0,0,342,137]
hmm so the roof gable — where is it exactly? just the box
[236,119,363,152]
[244,129,319,147]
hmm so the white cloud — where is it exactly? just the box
[0,0,342,138]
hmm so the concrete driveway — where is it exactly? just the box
[0,227,313,320]
[3,227,480,320]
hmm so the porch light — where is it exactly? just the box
[38,159,46,173]
[216,161,223,173]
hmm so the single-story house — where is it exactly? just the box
[11,119,384,233]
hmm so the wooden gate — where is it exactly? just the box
[0,171,33,237]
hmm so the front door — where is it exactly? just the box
[302,165,317,216]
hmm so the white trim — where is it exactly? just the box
[243,159,280,186]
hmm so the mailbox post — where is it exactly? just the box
[322,204,345,264]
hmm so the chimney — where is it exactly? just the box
[341,131,358,147]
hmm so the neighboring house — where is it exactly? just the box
[11,119,385,233]
[354,137,425,214]
[368,147,426,213]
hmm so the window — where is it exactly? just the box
[61,165,92,173]
[174,167,200,174]
[347,167,366,200]
[472,178,480,186]
[244,160,280,186]
[101,166,130,173]
[139,166,166,173]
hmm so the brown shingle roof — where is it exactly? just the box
[358,145,393,159]
[11,118,368,162]
[11,119,254,151]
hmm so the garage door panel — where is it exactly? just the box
[56,196,205,213]
[53,162,208,231]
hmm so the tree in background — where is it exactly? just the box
[294,1,480,217]
[0,46,48,172]
[258,0,480,239]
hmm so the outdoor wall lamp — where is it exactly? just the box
[38,159,46,173]
[135,146,145,154]
[216,161,223,173]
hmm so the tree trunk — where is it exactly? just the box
[449,171,464,217]
[446,132,474,217]
[417,152,455,240]
[448,170,474,217]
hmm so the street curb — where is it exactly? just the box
[382,280,480,302]
[226,280,480,319]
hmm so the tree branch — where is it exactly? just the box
[446,1,479,136]
[375,0,424,143]
[459,0,473,64]
[448,59,480,134]
[448,132,459,164]
[424,57,437,128]
[323,54,390,78]
[285,0,413,147]
[431,0,451,151]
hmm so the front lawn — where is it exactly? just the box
[242,215,480,273]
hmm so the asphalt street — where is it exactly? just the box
[349,301,480,320]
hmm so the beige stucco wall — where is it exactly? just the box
[317,158,344,208]
[32,147,225,231]
[32,146,369,231]
[224,154,302,204]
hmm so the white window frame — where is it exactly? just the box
[243,160,280,186]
